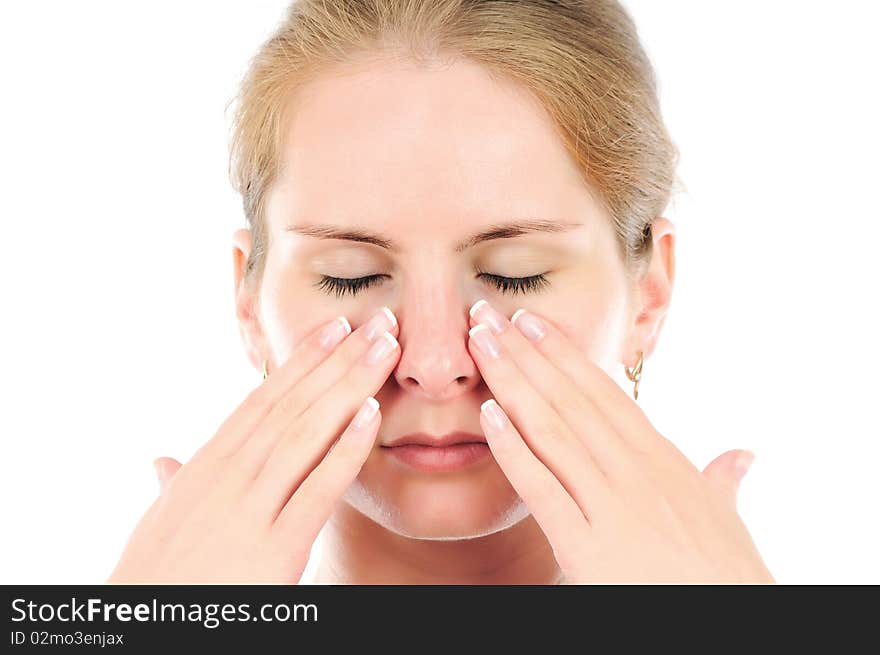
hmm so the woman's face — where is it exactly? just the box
[239,56,641,539]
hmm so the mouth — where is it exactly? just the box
[381,431,492,473]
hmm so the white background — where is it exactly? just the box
[1,1,878,584]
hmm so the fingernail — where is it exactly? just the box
[353,396,380,430]
[511,308,546,342]
[318,316,352,350]
[734,451,756,480]
[481,398,508,432]
[469,323,501,358]
[366,331,399,364]
[469,298,508,335]
[364,306,397,341]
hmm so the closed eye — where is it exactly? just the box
[314,274,390,298]
[476,270,551,295]
[315,271,551,298]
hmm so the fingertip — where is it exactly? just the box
[352,395,380,430]
[380,306,397,329]
[469,323,489,338]
[469,298,488,318]
[480,398,509,434]
[734,450,756,482]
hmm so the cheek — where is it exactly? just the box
[257,267,326,364]
[546,278,628,370]
[561,311,622,367]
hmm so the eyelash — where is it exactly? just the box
[314,274,388,299]
[475,269,551,295]
[315,271,550,298]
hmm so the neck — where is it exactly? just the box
[312,502,563,584]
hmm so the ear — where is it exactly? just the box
[621,217,676,368]
[232,228,267,373]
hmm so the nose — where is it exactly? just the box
[391,286,482,401]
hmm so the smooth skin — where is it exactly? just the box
[468,300,774,583]
[107,309,401,583]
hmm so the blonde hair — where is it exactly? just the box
[229,0,680,284]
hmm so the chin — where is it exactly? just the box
[342,449,531,539]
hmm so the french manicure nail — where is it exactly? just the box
[511,308,546,342]
[364,306,397,341]
[481,398,508,432]
[469,323,501,358]
[318,316,352,350]
[353,396,380,430]
[366,331,398,364]
[469,298,508,335]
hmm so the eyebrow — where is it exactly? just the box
[285,219,583,253]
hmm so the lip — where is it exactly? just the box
[381,431,491,473]
[384,431,487,448]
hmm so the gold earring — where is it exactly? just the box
[624,351,644,400]
[262,359,268,380]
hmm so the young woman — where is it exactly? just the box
[108,0,774,584]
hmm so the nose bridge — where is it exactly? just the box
[392,263,480,400]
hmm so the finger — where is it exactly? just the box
[233,308,398,477]
[271,396,381,542]
[152,457,182,495]
[469,302,691,529]
[467,322,614,522]
[702,449,755,507]
[470,299,638,481]
[244,331,400,519]
[199,314,354,460]
[472,305,663,455]
[479,399,594,567]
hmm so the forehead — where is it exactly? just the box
[268,56,598,237]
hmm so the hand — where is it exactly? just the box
[107,307,401,583]
[467,300,775,584]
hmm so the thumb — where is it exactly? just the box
[152,457,182,495]
[702,449,755,506]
